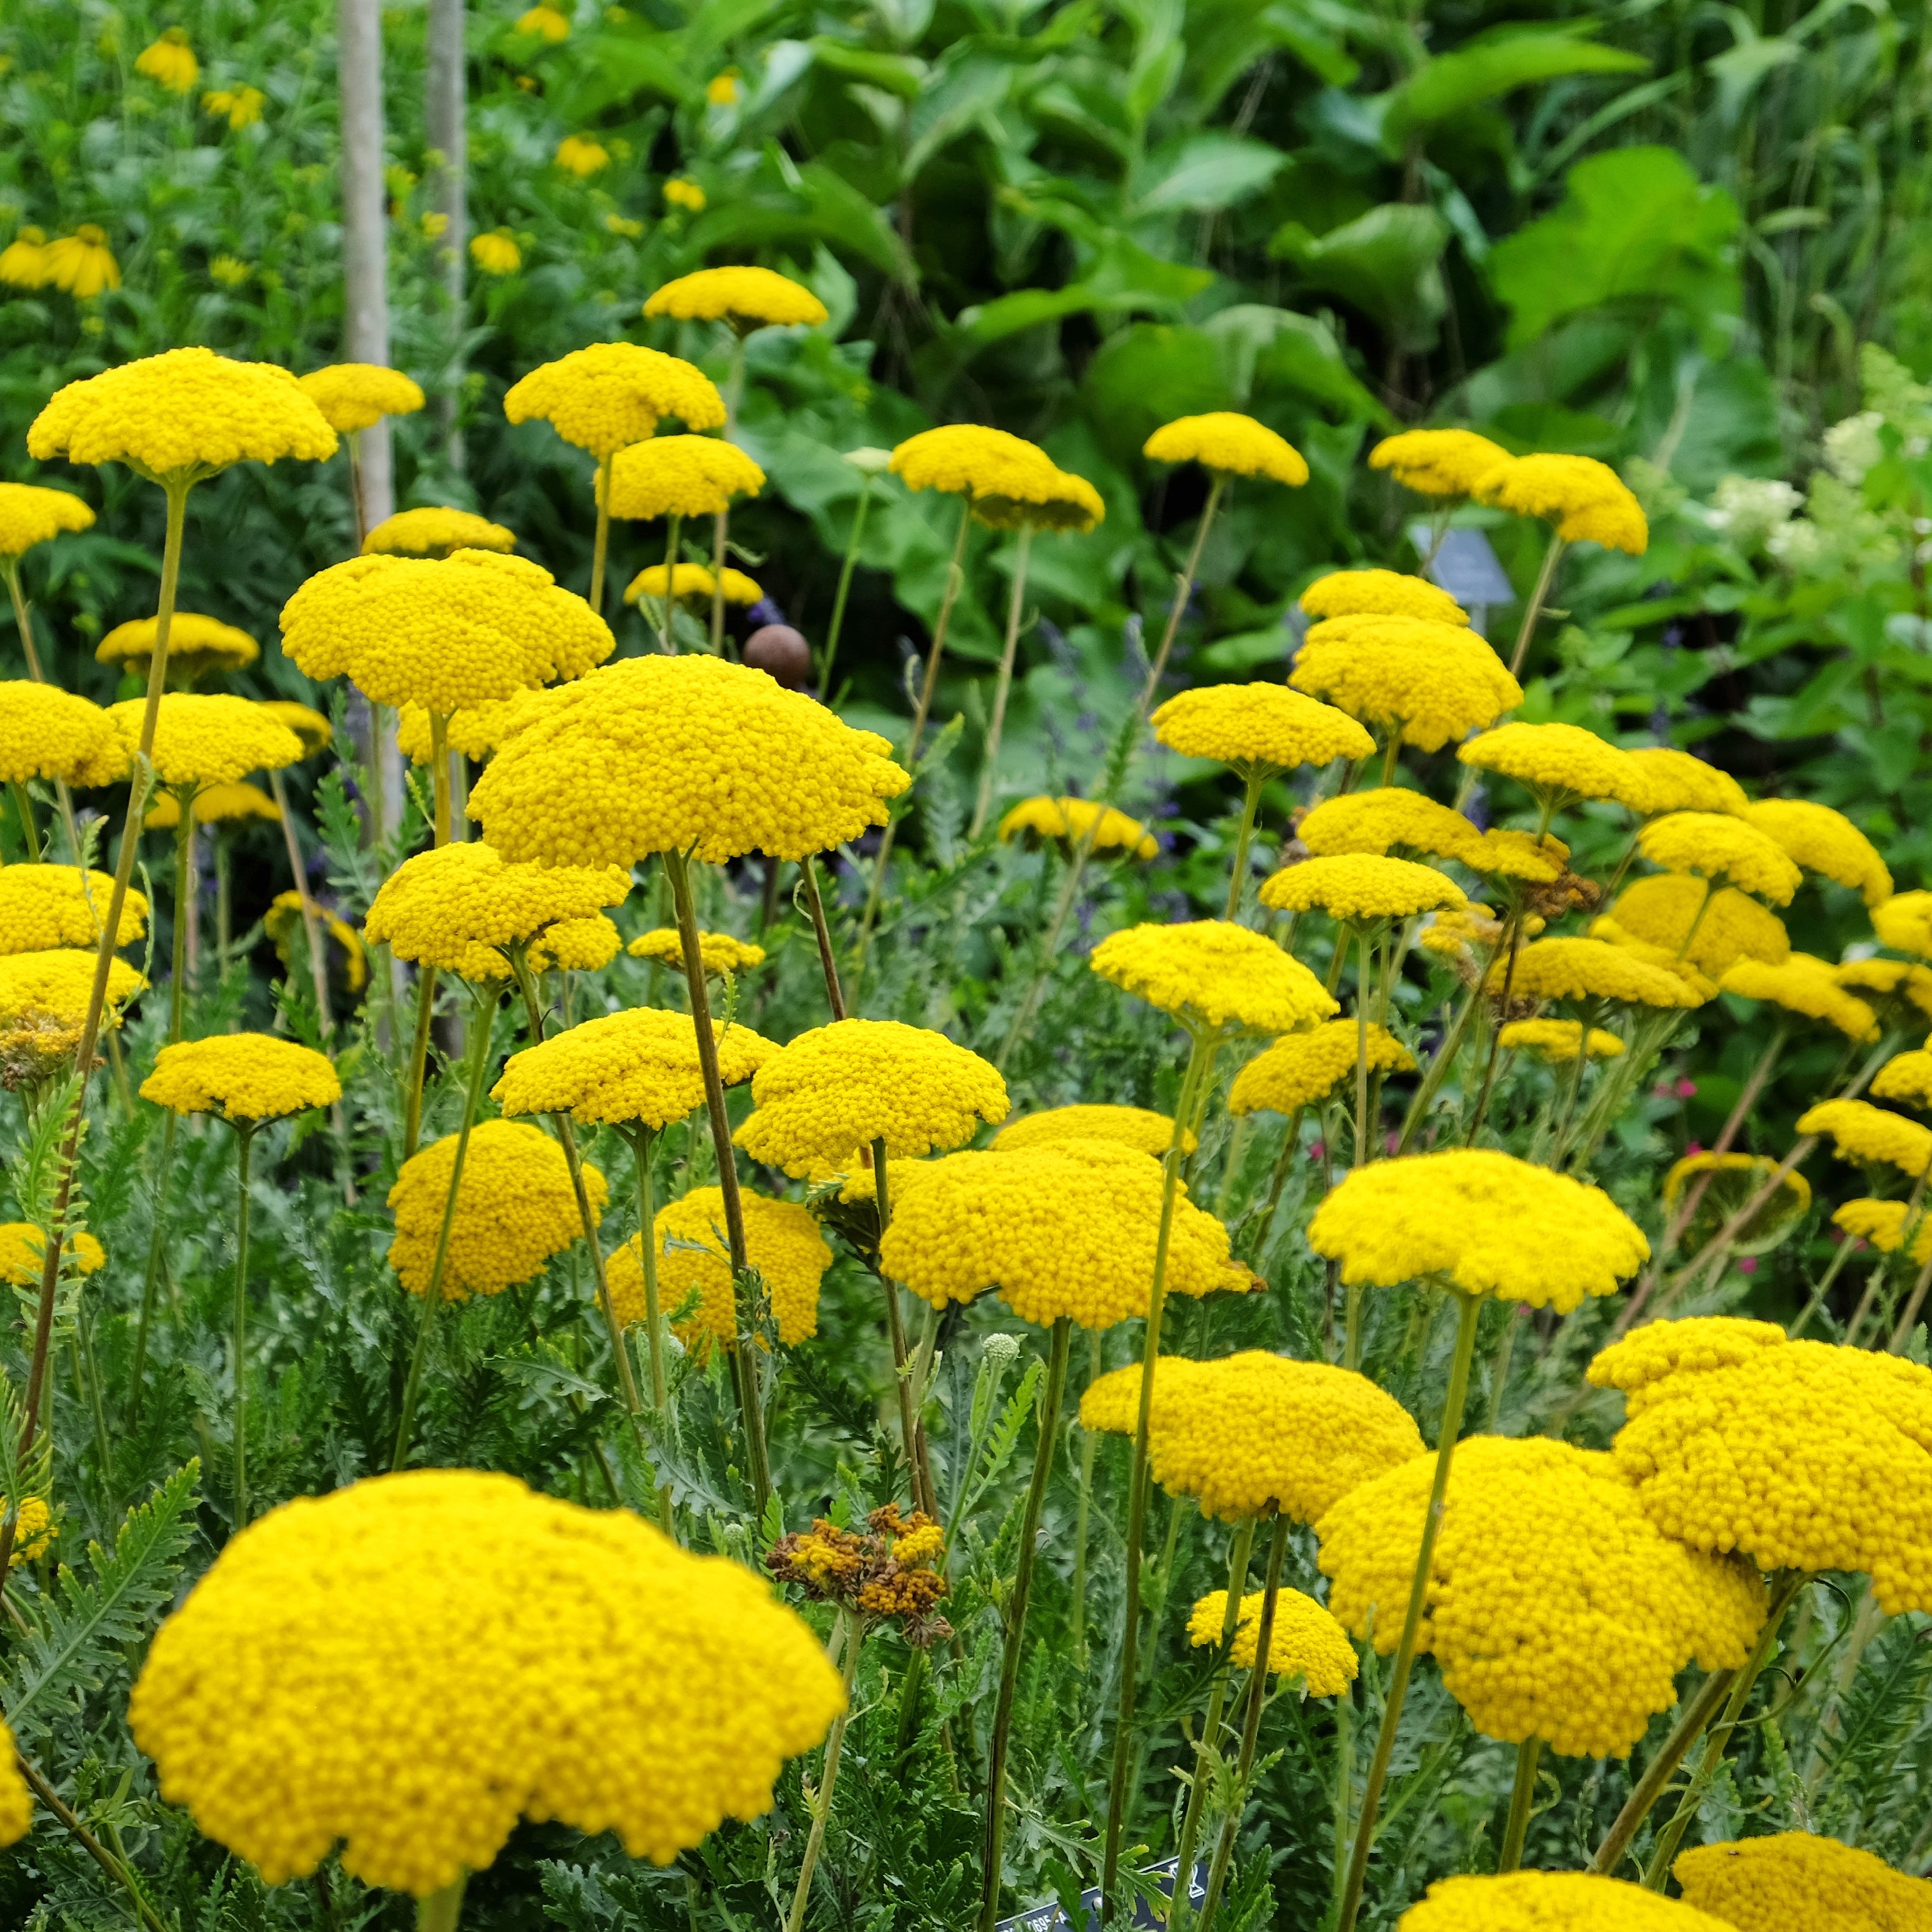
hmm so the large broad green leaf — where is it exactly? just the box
[1132,132,1287,214]
[1081,323,1234,461]
[952,238,1212,351]
[904,50,1018,178]
[552,30,702,116]
[1487,146,1741,349]
[686,162,913,281]
[1383,27,1649,146]
[1270,203,1450,350]
[1204,304,1391,423]
[807,38,927,98]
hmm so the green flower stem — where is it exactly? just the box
[1168,1514,1258,1931]
[418,1877,467,1932]
[1589,1664,1738,1876]
[12,1747,171,1932]
[1100,1025,1220,1916]
[819,475,875,698]
[2,558,45,681]
[1497,1736,1543,1873]
[589,457,611,617]
[170,805,193,1043]
[402,965,439,1160]
[978,1315,1073,1932]
[1887,1244,1932,1350]
[970,522,1035,841]
[9,781,39,861]
[391,982,502,1472]
[1840,1250,1892,1347]
[1353,926,1374,1168]
[1222,771,1265,922]
[664,845,772,1511]
[1069,1328,1105,1669]
[1507,531,1567,681]
[127,1114,179,1432]
[1196,1507,1291,1932]
[800,855,849,1021]
[1790,1232,1865,1340]
[1378,735,1402,788]
[1336,1286,1483,1932]
[787,1607,865,1932]
[214,829,234,982]
[713,332,748,655]
[1464,912,1524,1146]
[1539,1001,1604,1168]
[229,1120,256,1532]
[873,1139,936,1516]
[621,1122,677,1529]
[429,711,452,846]
[657,513,683,652]
[1250,1106,1307,1243]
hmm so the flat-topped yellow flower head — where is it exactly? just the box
[1299,568,1467,626]
[468,655,910,866]
[363,507,516,558]
[889,427,1105,530]
[1837,955,1932,1022]
[1187,1588,1357,1693]
[998,795,1157,859]
[1229,1020,1414,1117]
[1875,890,1932,960]
[1144,413,1307,486]
[643,266,829,334]
[878,1140,1250,1327]
[735,1018,1007,1175]
[1602,873,1789,977]
[1151,683,1372,776]
[1291,616,1522,752]
[992,1103,1192,1158]
[98,611,259,682]
[0,481,93,556]
[1091,920,1338,1037]
[623,563,763,606]
[127,1468,844,1893]
[110,694,304,791]
[1476,452,1649,553]
[1742,798,1892,906]
[1591,1318,1932,1611]
[364,842,629,979]
[1833,1197,1932,1261]
[1458,720,1650,810]
[1463,827,1571,884]
[140,1033,340,1122]
[1498,1018,1623,1062]
[607,436,765,521]
[0,950,145,1078]
[1796,1097,1932,1179]
[1367,428,1510,499]
[1502,936,1708,1010]
[1623,745,1749,817]
[1318,1435,1764,1756]
[281,551,613,714]
[1310,1149,1647,1309]
[554,134,610,176]
[1872,1048,1932,1109]
[493,1006,777,1130]
[1660,1153,1811,1255]
[1720,953,1880,1040]
[0,866,145,954]
[1298,788,1480,864]
[1260,853,1466,924]
[1675,1832,1932,1932]
[1401,1872,1732,1932]
[505,343,725,458]
[626,928,767,974]
[296,364,425,435]
[146,781,281,830]
[29,347,338,479]
[0,1223,104,1285]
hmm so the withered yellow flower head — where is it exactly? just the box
[643,266,829,333]
[28,347,338,478]
[1498,1018,1624,1063]
[626,927,766,974]
[110,694,304,791]
[735,1018,1007,1174]
[1229,1020,1414,1117]
[1476,452,1649,553]
[1742,798,1892,907]
[1367,427,1510,499]
[468,655,909,867]
[1151,683,1373,776]
[0,481,93,556]
[202,85,266,130]
[1298,788,1480,864]
[1401,1871,1731,1931]
[1298,568,1467,626]
[889,427,1105,530]
[281,551,613,715]
[1309,1149,1647,1310]
[1720,953,1880,1041]
[504,343,725,458]
[1187,1587,1357,1694]
[1623,745,1749,817]
[1143,413,1308,486]
[1259,853,1466,924]
[364,842,628,979]
[1603,873,1789,978]
[493,1007,776,1130]
[1796,1097,1932,1180]
[998,795,1157,860]
[140,1033,340,1122]
[0,866,145,955]
[1500,936,1708,1011]
[127,1468,844,1893]
[387,1119,604,1300]
[1675,1832,1932,1932]
[991,1104,1192,1158]
[98,611,259,680]
[1291,616,1522,752]
[1091,920,1338,1037]
[878,1140,1250,1328]
[606,436,766,521]
[1317,1436,1764,1756]
[0,948,146,1043]
[1875,890,1932,960]
[363,507,517,557]
[296,364,425,435]
[1458,720,1650,810]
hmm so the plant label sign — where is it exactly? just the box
[1407,524,1516,636]
[995,1858,1207,1931]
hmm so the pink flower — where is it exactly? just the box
[1676,1078,1697,1098]
[1737,1255,1759,1275]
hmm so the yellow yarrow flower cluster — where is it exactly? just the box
[1675,1832,1932,1931]
[516,4,571,39]
[1622,745,1749,817]
[1742,798,1892,906]
[1187,1587,1357,1694]
[0,481,93,556]
[1591,1317,1932,1611]
[1837,956,1932,1020]
[471,231,522,275]
[1083,1350,1422,1522]
[0,950,144,1033]
[469,655,910,866]
[1151,682,1373,776]
[1874,890,1932,960]
[1309,1149,1648,1310]
[364,507,516,557]
[1832,1197,1932,1262]
[1661,1154,1810,1247]
[1091,920,1338,1037]
[140,1033,340,1122]
[878,1140,1250,1327]
[608,1186,832,1353]
[1400,1870,1733,1931]
[1418,902,1521,963]
[28,347,337,477]
[258,701,329,756]
[607,436,765,521]
[643,266,829,333]
[1464,827,1572,885]
[998,795,1157,859]
[0,1223,104,1287]
[0,1494,57,1565]
[1476,452,1649,553]
[1298,788,1478,864]
[0,1719,31,1844]
[1873,1048,1932,1109]
[1143,413,1307,486]
[1260,853,1466,924]
[396,698,520,765]
[1603,874,1789,977]
[0,866,144,954]
[296,364,425,435]
[363,842,629,979]
[735,1018,1007,1174]
[145,782,280,830]
[623,563,763,606]
[98,611,260,680]
[1298,568,1467,626]
[1367,428,1510,499]
[991,1103,1192,1157]
[265,893,367,992]
[504,343,725,458]
[1638,812,1802,905]
[1228,1020,1415,1117]
[1458,721,1650,810]
[1501,937,1707,1011]
[1291,616,1523,752]
[554,134,609,176]
[281,551,613,714]
[888,427,1105,531]
[387,1120,604,1300]
[664,178,707,212]
[203,86,266,130]
[1798,1097,1932,1180]
[1499,1019,1625,1062]
[1720,953,1880,1040]
[108,695,303,791]
[127,1468,844,1892]
[626,928,766,974]
[493,1007,776,1130]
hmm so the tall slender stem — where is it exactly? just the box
[657,514,682,652]
[1589,1666,1737,1876]
[229,1122,255,1533]
[1335,1287,1483,1932]
[712,333,747,654]
[971,523,1035,840]
[820,476,874,698]
[429,711,451,846]
[3,558,45,681]
[170,808,193,1043]
[623,1124,676,1536]
[1140,473,1226,711]
[977,1316,1072,1932]
[417,1878,466,1932]
[800,855,848,1020]
[873,1138,933,1516]
[786,1609,864,1932]
[1353,926,1372,1167]
[1497,1737,1543,1873]
[589,458,611,617]
[1507,531,1566,679]
[1069,1327,1106,1669]
[10,781,40,861]
[403,965,439,1158]
[1222,773,1265,922]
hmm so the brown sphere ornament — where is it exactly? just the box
[744,623,812,690]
